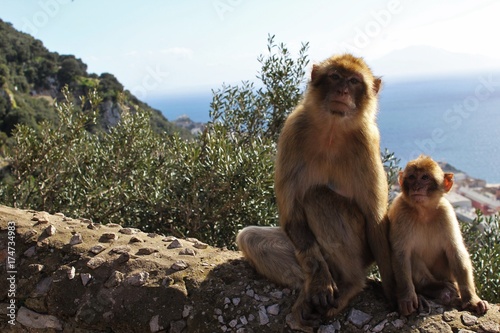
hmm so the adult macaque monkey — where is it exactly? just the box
[389,155,488,316]
[237,54,393,324]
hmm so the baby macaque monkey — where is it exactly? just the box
[388,155,488,315]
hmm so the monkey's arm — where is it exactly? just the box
[392,247,418,315]
[284,211,338,311]
[275,128,338,313]
[445,216,488,314]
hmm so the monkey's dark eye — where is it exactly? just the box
[349,78,360,85]
[422,174,430,181]
[330,73,341,80]
[408,174,416,180]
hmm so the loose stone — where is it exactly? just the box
[32,212,50,224]
[125,272,149,286]
[16,307,62,330]
[258,306,269,325]
[270,291,283,299]
[443,311,456,322]
[114,252,130,264]
[70,233,83,245]
[392,319,406,329]
[168,239,183,249]
[28,264,44,273]
[347,308,372,328]
[23,229,38,243]
[169,319,186,333]
[266,304,280,316]
[318,324,337,333]
[163,235,177,242]
[129,236,143,243]
[104,271,124,288]
[89,244,107,254]
[119,227,139,235]
[24,246,36,257]
[86,256,105,269]
[461,313,478,326]
[137,247,158,255]
[193,241,208,249]
[149,314,163,333]
[45,225,56,236]
[32,277,52,296]
[101,232,118,241]
[480,321,500,333]
[183,305,193,318]
[372,319,388,332]
[67,266,76,279]
[81,273,92,286]
[179,248,196,256]
[171,260,189,271]
[87,223,100,230]
[110,245,131,254]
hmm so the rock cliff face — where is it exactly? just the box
[0,206,499,333]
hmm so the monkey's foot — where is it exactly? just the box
[417,295,431,315]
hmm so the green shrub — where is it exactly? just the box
[462,211,500,303]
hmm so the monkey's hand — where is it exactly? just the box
[398,291,418,316]
[306,275,339,312]
[462,295,489,315]
[292,275,338,327]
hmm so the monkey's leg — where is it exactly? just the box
[412,258,460,307]
[236,226,304,289]
[304,186,370,317]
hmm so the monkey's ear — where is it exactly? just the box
[373,77,382,94]
[443,173,454,193]
[311,64,320,82]
[398,171,404,187]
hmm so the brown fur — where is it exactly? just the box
[237,54,393,325]
[388,155,488,316]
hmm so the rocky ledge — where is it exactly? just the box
[0,205,499,333]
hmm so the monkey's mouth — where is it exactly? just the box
[410,193,428,202]
[329,100,355,117]
[329,109,347,116]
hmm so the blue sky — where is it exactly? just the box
[1,0,500,99]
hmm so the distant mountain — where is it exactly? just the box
[0,19,190,148]
[173,115,206,135]
[371,45,500,79]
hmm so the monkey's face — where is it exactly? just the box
[400,168,439,205]
[325,69,365,116]
[311,66,368,118]
[398,155,453,206]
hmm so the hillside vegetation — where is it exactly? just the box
[0,18,189,152]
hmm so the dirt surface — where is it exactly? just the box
[0,205,499,332]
